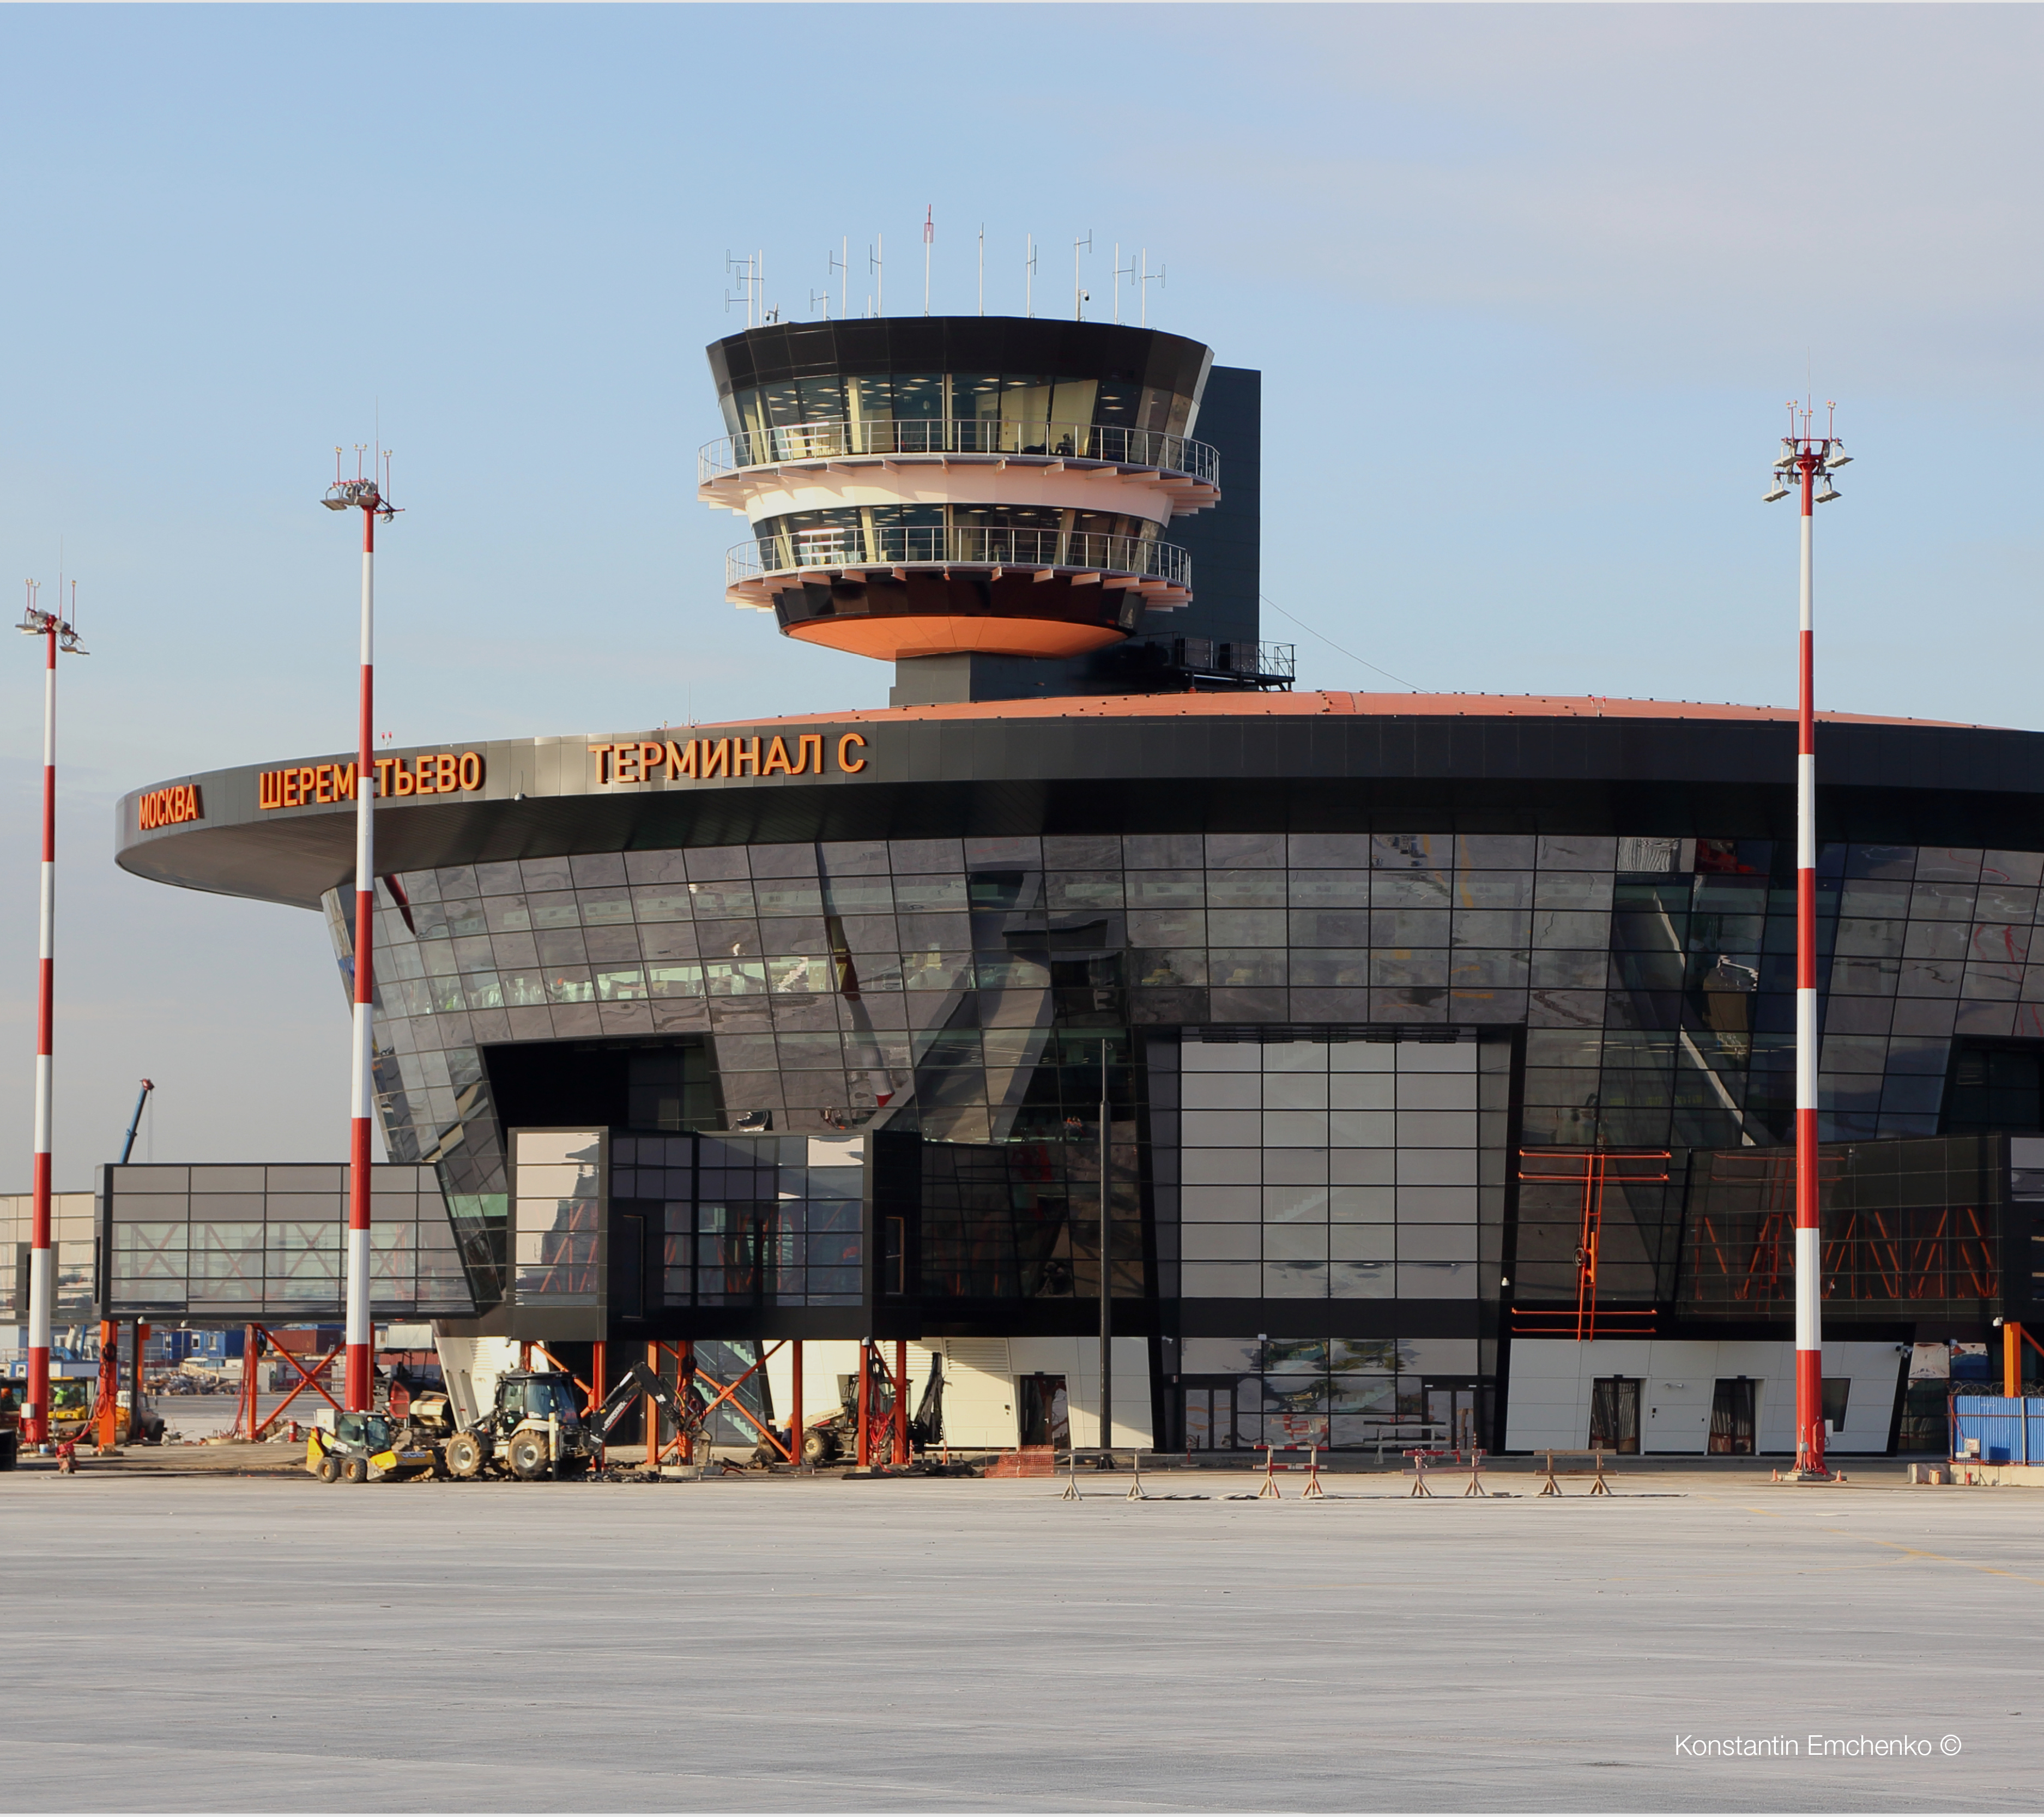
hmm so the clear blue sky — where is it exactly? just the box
[4,3,2041,1182]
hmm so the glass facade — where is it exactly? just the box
[294,824,2044,1443]
[0,1191,98,1324]
[609,1130,865,1309]
[719,370,1201,445]
[748,504,1164,575]
[100,1164,474,1320]
[1177,1335,1482,1453]
[1156,1031,1509,1303]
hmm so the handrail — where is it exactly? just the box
[700,418,1219,485]
[727,527,1192,588]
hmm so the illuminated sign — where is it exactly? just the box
[258,752,485,811]
[590,732,867,784]
[136,784,203,830]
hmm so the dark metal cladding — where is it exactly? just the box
[113,704,2043,913]
[707,317,1214,407]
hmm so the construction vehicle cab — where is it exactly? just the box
[306,1409,437,1484]
[41,1374,166,1450]
[431,1368,597,1481]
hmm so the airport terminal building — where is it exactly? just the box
[81,314,2044,1457]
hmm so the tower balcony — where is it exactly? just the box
[699,418,1220,520]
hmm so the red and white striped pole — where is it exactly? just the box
[18,581,82,1448]
[26,607,56,1445]
[1769,406,1847,1478]
[1793,442,1823,1477]
[324,455,394,1413]
[346,495,376,1412]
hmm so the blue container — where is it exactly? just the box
[1951,1396,2044,1464]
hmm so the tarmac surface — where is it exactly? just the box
[3,1462,2038,1813]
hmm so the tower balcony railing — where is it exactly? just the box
[727,526,1193,590]
[700,418,1219,486]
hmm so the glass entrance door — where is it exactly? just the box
[1426,1385,1479,1452]
[1589,1377,1642,1453]
[1709,1378,1757,1454]
[1179,1380,1235,1451]
[1018,1373,1069,1448]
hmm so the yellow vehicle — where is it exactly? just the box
[47,1378,166,1448]
[305,1410,438,1484]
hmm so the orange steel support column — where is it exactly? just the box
[645,1341,660,1469]
[791,1339,803,1466]
[2006,1322,2023,1399]
[855,1339,872,1467]
[95,1320,119,1451]
[894,1338,909,1464]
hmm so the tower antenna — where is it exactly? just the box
[1073,230,1092,321]
[829,239,848,320]
[1113,243,1135,324]
[1138,251,1166,328]
[923,205,934,316]
[724,250,759,327]
[869,234,883,317]
[1025,234,1036,318]
[977,224,984,316]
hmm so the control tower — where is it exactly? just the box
[696,317,1282,703]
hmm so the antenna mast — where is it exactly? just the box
[923,206,934,316]
[1138,251,1166,328]
[1074,230,1092,321]
[1025,234,1036,318]
[870,234,883,317]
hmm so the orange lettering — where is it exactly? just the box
[762,736,792,776]
[733,737,760,776]
[837,733,868,774]
[392,760,416,797]
[259,772,281,810]
[589,744,614,784]
[298,766,317,803]
[795,734,823,775]
[281,769,301,808]
[665,740,696,779]
[374,758,396,799]
[435,752,458,794]
[614,744,641,784]
[313,764,333,805]
[457,751,482,790]
[703,739,730,778]
[334,763,356,801]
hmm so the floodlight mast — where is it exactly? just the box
[1764,402,1849,1480]
[16,579,86,1447]
[322,448,399,1413]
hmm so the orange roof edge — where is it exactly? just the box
[692,690,1985,732]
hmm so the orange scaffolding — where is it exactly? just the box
[1515,1148,1671,1340]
